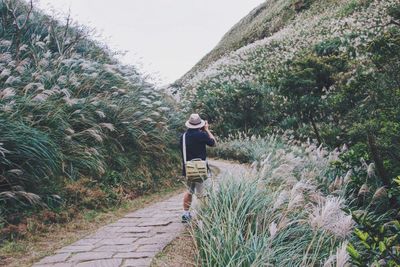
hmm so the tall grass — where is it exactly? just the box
[195,179,272,266]
[193,135,352,266]
[0,0,180,236]
[209,133,286,163]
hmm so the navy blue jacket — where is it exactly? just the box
[180,129,215,176]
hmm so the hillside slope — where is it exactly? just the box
[178,0,328,84]
[179,0,397,89]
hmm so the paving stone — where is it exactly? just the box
[115,226,152,233]
[117,218,141,223]
[152,233,178,243]
[131,210,156,215]
[75,258,122,267]
[98,226,123,233]
[134,238,160,245]
[97,237,138,245]
[150,214,176,219]
[35,253,71,264]
[87,232,122,239]
[68,252,114,262]
[33,263,73,267]
[108,222,139,227]
[93,244,138,252]
[72,239,101,246]
[135,243,165,252]
[155,222,183,233]
[113,251,156,259]
[137,220,172,227]
[124,213,153,218]
[57,245,96,253]
[122,257,152,267]
[122,232,155,239]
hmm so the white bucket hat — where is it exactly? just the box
[185,113,206,129]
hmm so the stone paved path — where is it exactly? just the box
[33,160,248,267]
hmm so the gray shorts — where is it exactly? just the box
[186,181,204,197]
[185,165,212,197]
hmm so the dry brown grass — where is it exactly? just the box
[0,186,184,267]
[151,229,197,267]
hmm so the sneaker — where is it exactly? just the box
[181,213,192,223]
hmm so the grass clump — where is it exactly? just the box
[194,179,272,266]
[194,136,356,266]
[195,135,400,266]
[209,134,285,163]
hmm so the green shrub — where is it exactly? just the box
[348,213,400,266]
[293,0,315,12]
[314,38,343,56]
[388,4,400,21]
[338,0,373,17]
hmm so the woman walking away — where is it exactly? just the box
[180,114,216,223]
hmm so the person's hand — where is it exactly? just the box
[204,120,209,131]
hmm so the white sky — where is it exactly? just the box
[36,0,265,85]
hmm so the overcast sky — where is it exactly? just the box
[36,0,264,85]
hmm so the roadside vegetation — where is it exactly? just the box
[182,0,400,266]
[197,135,399,266]
[0,0,182,249]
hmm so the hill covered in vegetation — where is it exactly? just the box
[179,0,305,82]
[180,0,400,184]
[0,0,181,242]
[179,0,400,266]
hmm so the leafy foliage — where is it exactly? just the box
[348,214,400,266]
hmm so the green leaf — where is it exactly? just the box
[347,243,361,259]
[355,228,369,241]
[360,240,371,249]
[394,176,400,186]
[378,241,386,253]
[385,234,398,247]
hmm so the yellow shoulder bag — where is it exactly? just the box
[183,133,208,182]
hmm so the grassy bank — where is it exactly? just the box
[0,0,182,244]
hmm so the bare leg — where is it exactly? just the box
[183,192,192,211]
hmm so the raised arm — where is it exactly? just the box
[204,121,216,146]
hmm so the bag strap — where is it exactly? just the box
[182,132,187,164]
